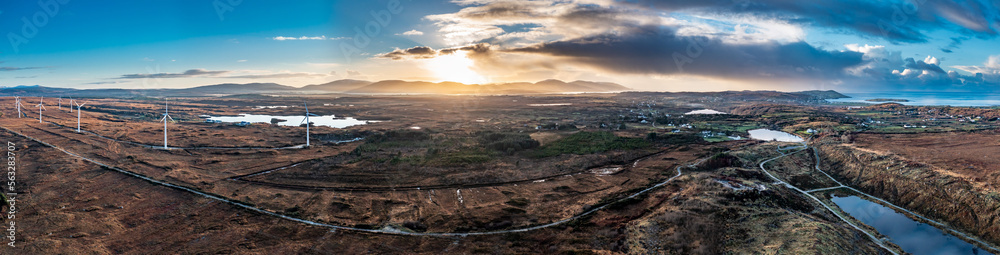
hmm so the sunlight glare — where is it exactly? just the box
[424,52,489,84]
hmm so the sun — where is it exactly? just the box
[423,51,489,84]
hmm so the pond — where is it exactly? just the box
[747,129,804,142]
[528,103,572,106]
[207,114,378,128]
[831,195,992,255]
[684,109,727,115]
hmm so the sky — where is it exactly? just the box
[0,0,999,92]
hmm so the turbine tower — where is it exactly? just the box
[68,97,76,113]
[74,101,86,132]
[36,97,46,123]
[14,96,23,118]
[301,102,314,147]
[58,97,63,110]
[160,99,174,149]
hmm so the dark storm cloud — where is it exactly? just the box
[116,69,229,79]
[623,0,1000,43]
[507,26,864,80]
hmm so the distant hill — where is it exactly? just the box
[0,85,77,94]
[348,79,631,94]
[793,90,850,99]
[300,79,372,92]
[176,83,296,94]
[0,79,631,97]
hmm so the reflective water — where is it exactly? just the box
[831,196,992,255]
[684,109,727,115]
[528,103,572,106]
[207,114,377,128]
[828,92,1000,107]
[747,129,804,142]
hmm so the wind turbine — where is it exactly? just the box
[14,96,23,118]
[58,97,63,110]
[68,97,76,113]
[74,100,86,132]
[160,98,174,149]
[301,102,315,147]
[36,97,46,123]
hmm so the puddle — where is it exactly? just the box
[590,167,622,176]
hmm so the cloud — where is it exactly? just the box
[346,70,362,76]
[378,46,439,60]
[271,35,349,41]
[0,66,43,71]
[237,59,248,63]
[224,72,328,79]
[506,26,864,81]
[621,0,1000,43]
[142,57,155,62]
[405,0,867,83]
[953,55,1000,83]
[86,81,128,85]
[397,30,424,36]
[377,43,494,60]
[116,69,229,79]
[843,46,999,87]
[903,56,945,74]
[377,0,998,90]
[940,36,969,53]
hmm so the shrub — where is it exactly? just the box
[476,131,540,154]
[505,198,530,207]
[697,153,742,170]
[646,132,703,145]
[530,131,650,158]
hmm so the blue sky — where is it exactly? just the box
[1,0,999,92]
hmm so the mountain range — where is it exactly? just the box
[0,79,631,97]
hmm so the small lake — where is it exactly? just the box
[685,109,727,115]
[831,196,992,255]
[207,114,378,128]
[747,129,804,142]
[528,103,572,106]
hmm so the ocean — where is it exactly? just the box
[828,91,1000,107]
